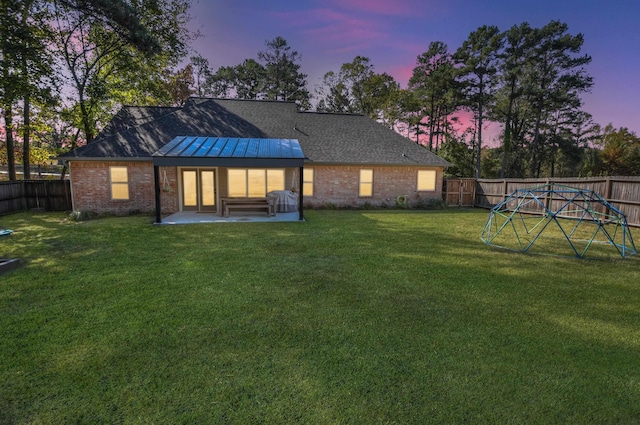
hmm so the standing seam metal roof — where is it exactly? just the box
[154,136,305,159]
[151,136,306,167]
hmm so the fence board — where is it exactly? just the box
[444,178,476,207]
[0,180,71,215]
[445,176,640,228]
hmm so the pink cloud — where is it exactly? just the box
[387,64,414,87]
[327,0,426,17]
[273,8,388,54]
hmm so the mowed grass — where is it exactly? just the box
[1,209,639,424]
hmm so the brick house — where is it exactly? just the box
[60,98,450,222]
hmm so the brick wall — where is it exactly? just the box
[305,165,444,208]
[69,161,444,215]
[69,161,178,215]
[158,166,178,213]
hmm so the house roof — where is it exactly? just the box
[61,97,450,167]
[152,136,305,167]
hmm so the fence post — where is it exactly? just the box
[604,177,612,217]
[604,177,612,200]
[502,179,508,203]
[544,178,551,211]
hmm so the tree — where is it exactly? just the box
[51,0,193,144]
[524,20,592,177]
[20,1,57,179]
[234,59,265,100]
[315,70,351,113]
[208,59,265,100]
[315,56,399,119]
[409,41,458,151]
[339,56,375,114]
[55,0,161,53]
[454,25,503,178]
[165,64,194,106]
[378,88,414,130]
[597,125,640,176]
[1,0,23,179]
[439,130,476,177]
[208,65,236,98]
[190,54,212,97]
[492,23,534,178]
[361,72,399,119]
[258,36,309,108]
[1,0,55,180]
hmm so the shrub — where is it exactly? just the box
[68,210,99,221]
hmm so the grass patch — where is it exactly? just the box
[1,210,639,423]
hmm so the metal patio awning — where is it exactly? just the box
[152,136,305,167]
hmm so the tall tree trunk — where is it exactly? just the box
[79,98,94,144]
[529,105,544,177]
[501,82,516,179]
[428,93,436,151]
[501,117,511,179]
[476,78,484,179]
[434,110,442,154]
[22,93,30,179]
[21,0,31,180]
[4,105,16,181]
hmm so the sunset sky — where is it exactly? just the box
[188,0,639,142]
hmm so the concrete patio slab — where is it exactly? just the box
[158,211,302,224]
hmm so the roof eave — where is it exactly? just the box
[60,156,152,162]
[304,160,450,167]
[152,157,304,167]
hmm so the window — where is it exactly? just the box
[417,170,436,191]
[247,169,266,197]
[267,169,285,194]
[303,168,314,197]
[110,166,129,200]
[228,169,285,197]
[228,169,247,197]
[359,169,373,197]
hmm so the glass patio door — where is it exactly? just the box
[181,168,216,212]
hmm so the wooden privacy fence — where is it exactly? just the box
[0,180,72,215]
[444,178,476,207]
[444,176,640,228]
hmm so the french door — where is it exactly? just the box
[181,168,216,212]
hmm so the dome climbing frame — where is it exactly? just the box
[480,183,637,259]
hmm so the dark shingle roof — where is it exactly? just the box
[99,106,181,137]
[61,98,450,167]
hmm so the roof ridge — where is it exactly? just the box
[299,110,364,117]
[202,97,298,105]
[119,105,181,110]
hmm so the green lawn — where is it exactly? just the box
[1,209,639,424]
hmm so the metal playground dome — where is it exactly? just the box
[480,184,637,259]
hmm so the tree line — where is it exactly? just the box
[1,1,638,181]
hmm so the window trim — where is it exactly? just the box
[359,168,374,197]
[303,168,314,197]
[417,169,437,192]
[109,166,130,200]
[227,168,285,198]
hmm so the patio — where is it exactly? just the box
[159,211,302,225]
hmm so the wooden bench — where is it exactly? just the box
[222,198,275,217]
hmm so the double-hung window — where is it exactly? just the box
[303,168,314,196]
[110,166,129,200]
[359,169,373,197]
